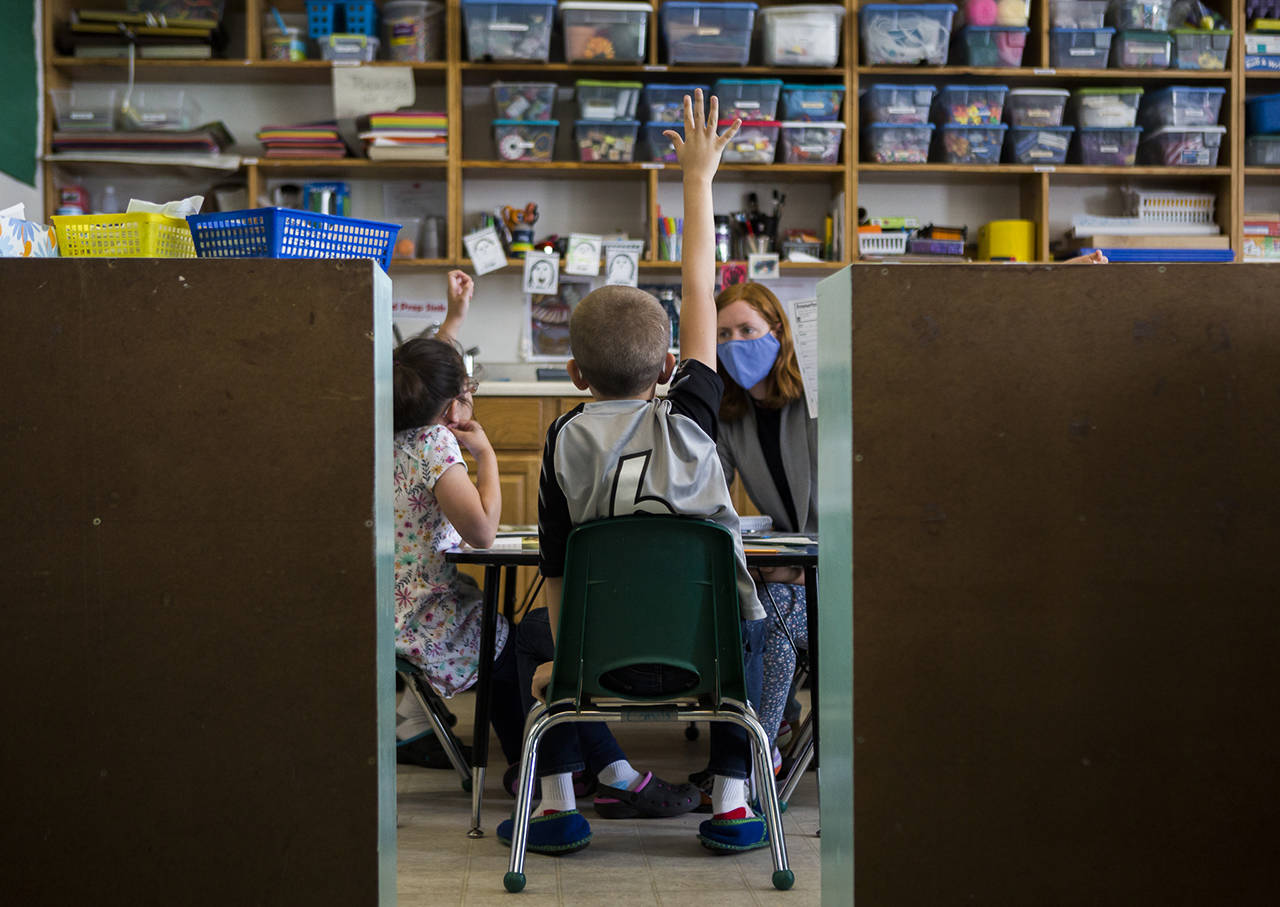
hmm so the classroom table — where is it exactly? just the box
[446,537,818,837]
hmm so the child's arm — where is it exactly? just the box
[435,269,474,344]
[665,89,739,369]
[433,418,501,548]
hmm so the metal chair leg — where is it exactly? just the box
[398,670,472,789]
[504,706,555,893]
[726,711,793,891]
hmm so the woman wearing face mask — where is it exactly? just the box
[712,281,816,774]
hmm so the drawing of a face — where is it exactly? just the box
[530,260,555,290]
[608,254,635,282]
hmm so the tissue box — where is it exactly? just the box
[0,214,58,257]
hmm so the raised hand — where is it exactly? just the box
[664,88,741,181]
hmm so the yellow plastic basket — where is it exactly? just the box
[51,212,195,258]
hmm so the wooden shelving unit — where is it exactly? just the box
[40,0,1275,264]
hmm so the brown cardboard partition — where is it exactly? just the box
[850,264,1280,906]
[0,259,395,906]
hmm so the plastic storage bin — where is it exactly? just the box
[1050,27,1114,67]
[1006,124,1074,163]
[1171,28,1231,70]
[187,207,398,271]
[575,80,642,119]
[661,2,758,65]
[462,0,556,61]
[720,119,780,164]
[118,88,201,131]
[491,81,557,119]
[643,121,684,161]
[306,0,378,38]
[642,84,708,122]
[51,88,118,131]
[1051,0,1107,29]
[780,84,845,121]
[954,26,1029,67]
[383,0,444,61]
[574,119,640,161]
[1139,125,1225,166]
[1073,86,1143,127]
[1005,88,1070,127]
[1074,125,1142,164]
[51,212,194,257]
[1112,29,1171,68]
[934,84,1009,125]
[780,122,845,163]
[863,123,935,163]
[320,33,380,60]
[937,123,1008,163]
[862,84,935,124]
[1109,0,1171,30]
[1246,134,1280,165]
[560,1,651,62]
[712,79,783,121]
[1138,86,1225,131]
[1246,93,1280,135]
[860,4,958,65]
[758,4,845,67]
[493,119,559,160]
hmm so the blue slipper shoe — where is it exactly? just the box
[697,814,769,854]
[497,810,592,856]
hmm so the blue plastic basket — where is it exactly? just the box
[186,208,398,271]
[305,0,378,39]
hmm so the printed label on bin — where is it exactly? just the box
[802,101,824,109]
[71,112,92,119]
[1181,149,1209,165]
[1100,143,1118,152]
[695,27,723,35]
[1131,44,1161,54]
[888,105,916,114]
[491,22,530,31]
[1041,133,1071,150]
[737,101,760,108]
[1070,48,1092,55]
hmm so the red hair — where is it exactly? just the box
[714,282,804,423]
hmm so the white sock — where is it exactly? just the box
[534,772,576,815]
[711,776,748,817]
[395,690,432,743]
[597,759,641,791]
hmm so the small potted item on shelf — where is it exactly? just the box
[1138,85,1225,131]
[382,0,445,61]
[1004,88,1070,127]
[642,84,709,122]
[862,123,936,163]
[493,119,559,161]
[860,4,958,66]
[491,82,558,120]
[780,84,845,122]
[1050,0,1107,29]
[574,80,643,120]
[1138,125,1226,166]
[1005,124,1074,164]
[720,120,781,164]
[320,33,380,62]
[462,0,557,61]
[934,84,1009,126]
[643,121,685,162]
[862,84,935,125]
[779,122,845,164]
[758,4,846,68]
[559,1,652,63]
[952,25,1030,67]
[1049,26,1115,67]
[935,123,1008,164]
[574,119,640,161]
[660,1,759,65]
[1073,125,1143,165]
[1111,29,1173,69]
[712,79,784,121]
[1072,86,1143,127]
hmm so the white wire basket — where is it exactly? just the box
[1122,189,1217,225]
[859,231,909,256]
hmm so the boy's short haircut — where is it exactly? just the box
[569,286,672,397]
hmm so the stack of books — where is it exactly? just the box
[356,111,448,162]
[52,122,233,155]
[56,3,227,59]
[1243,213,1280,261]
[255,122,349,159]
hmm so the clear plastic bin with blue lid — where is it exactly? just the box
[1108,0,1172,30]
[937,123,1008,163]
[862,122,935,163]
[1074,125,1142,164]
[1005,88,1070,127]
[1139,124,1225,166]
[1138,85,1224,131]
[660,2,758,65]
[574,119,640,161]
[1049,27,1115,68]
[1073,86,1143,127]
[493,118,559,161]
[1246,134,1280,165]
[462,0,556,61]
[859,4,958,65]
[642,84,709,122]
[719,119,780,164]
[1170,28,1232,70]
[1112,29,1172,69]
[953,26,1030,67]
[559,1,652,63]
[758,4,845,67]
[1246,92,1280,134]
[1050,0,1108,29]
[862,84,935,124]
[712,79,784,121]
[643,121,685,161]
[491,82,558,119]
[320,33,380,62]
[780,121,845,164]
[1005,124,1074,164]
[575,79,643,119]
[781,84,845,122]
[933,84,1009,125]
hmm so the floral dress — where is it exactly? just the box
[393,424,508,697]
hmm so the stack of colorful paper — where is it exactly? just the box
[255,122,348,159]
[356,111,448,161]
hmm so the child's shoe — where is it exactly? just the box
[697,810,770,854]
[593,771,701,819]
[496,810,592,856]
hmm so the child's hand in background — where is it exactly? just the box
[665,88,739,183]
[1064,250,1108,264]
[449,417,494,460]
[446,269,474,320]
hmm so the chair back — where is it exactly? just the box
[546,516,748,707]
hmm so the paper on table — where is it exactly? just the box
[332,66,415,154]
[784,296,819,419]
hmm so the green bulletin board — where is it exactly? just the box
[0,1,38,186]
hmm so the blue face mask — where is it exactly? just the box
[718,332,780,391]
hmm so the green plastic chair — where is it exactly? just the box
[503,516,793,893]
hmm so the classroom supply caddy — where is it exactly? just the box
[1122,188,1215,225]
[858,231,909,256]
[51,212,195,258]
[186,208,398,271]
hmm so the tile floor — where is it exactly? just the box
[396,690,821,906]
